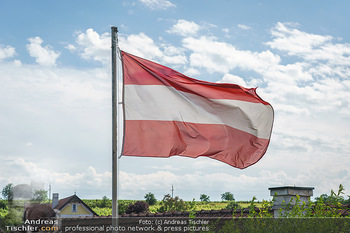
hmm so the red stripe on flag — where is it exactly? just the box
[122,51,269,104]
[122,120,270,169]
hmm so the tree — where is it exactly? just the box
[31,189,48,203]
[221,192,235,201]
[200,194,210,202]
[2,184,14,205]
[100,195,110,208]
[144,192,157,205]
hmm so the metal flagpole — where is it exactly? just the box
[111,26,119,233]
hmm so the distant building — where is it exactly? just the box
[51,193,97,218]
[24,193,97,220]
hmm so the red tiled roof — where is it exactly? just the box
[54,195,74,210]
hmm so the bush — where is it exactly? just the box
[225,201,240,210]
[157,194,196,213]
[125,201,149,214]
[118,201,133,215]
[0,200,6,210]
[2,208,22,227]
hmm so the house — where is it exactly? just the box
[24,193,97,220]
[51,193,97,218]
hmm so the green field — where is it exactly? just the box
[85,200,263,216]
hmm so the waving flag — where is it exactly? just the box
[121,51,273,169]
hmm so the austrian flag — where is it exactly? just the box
[121,51,274,169]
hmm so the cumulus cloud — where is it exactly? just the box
[182,36,281,74]
[138,0,175,10]
[0,61,109,105]
[0,158,111,198]
[72,28,110,64]
[261,22,350,116]
[70,29,187,66]
[266,22,333,57]
[266,22,350,70]
[160,44,188,65]
[119,32,163,60]
[0,60,110,188]
[217,73,248,87]
[26,37,60,66]
[167,19,201,37]
[120,32,188,65]
[0,44,16,61]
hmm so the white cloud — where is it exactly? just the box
[138,0,175,10]
[161,44,188,65]
[222,28,230,34]
[73,28,110,64]
[265,22,350,66]
[272,103,310,115]
[0,61,109,105]
[119,32,187,66]
[120,32,163,60]
[72,28,187,66]
[260,22,350,116]
[65,44,76,52]
[0,44,16,61]
[13,59,22,66]
[26,37,60,66]
[0,60,111,184]
[183,67,200,76]
[217,73,248,87]
[0,158,112,198]
[182,36,281,74]
[73,28,187,67]
[73,29,186,66]
[167,19,201,37]
[237,24,251,30]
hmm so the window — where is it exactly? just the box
[72,203,77,212]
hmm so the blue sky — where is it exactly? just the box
[1,0,350,202]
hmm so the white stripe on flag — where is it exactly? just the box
[125,85,273,139]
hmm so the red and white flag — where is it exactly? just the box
[121,51,274,169]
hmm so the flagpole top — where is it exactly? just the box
[112,26,118,33]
